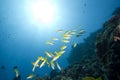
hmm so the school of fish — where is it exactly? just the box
[28,26,85,79]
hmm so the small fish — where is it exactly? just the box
[60,45,67,50]
[62,39,70,43]
[46,61,50,67]
[52,51,65,61]
[59,50,65,54]
[50,61,55,70]
[54,51,65,55]
[45,51,54,58]
[26,73,35,79]
[56,29,63,32]
[32,56,43,71]
[63,31,70,34]
[62,34,72,37]
[76,29,85,37]
[32,63,39,72]
[63,36,71,39]
[40,60,46,68]
[52,37,59,40]
[73,42,77,47]
[78,29,85,34]
[56,62,62,71]
[52,56,60,62]
[39,58,47,68]
[69,31,76,35]
[46,41,54,45]
[14,66,19,78]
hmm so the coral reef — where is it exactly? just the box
[52,55,103,80]
[33,55,103,80]
[96,14,120,80]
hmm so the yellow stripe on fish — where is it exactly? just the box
[60,45,67,50]
[45,51,54,58]
[63,36,71,39]
[56,62,62,71]
[39,60,46,68]
[61,39,70,43]
[14,66,19,78]
[52,37,59,40]
[52,51,65,61]
[50,61,55,70]
[73,42,77,48]
[26,73,35,79]
[32,56,44,71]
[56,29,63,32]
[46,41,54,45]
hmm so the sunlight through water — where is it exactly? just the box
[30,0,56,25]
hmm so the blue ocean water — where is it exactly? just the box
[0,0,120,80]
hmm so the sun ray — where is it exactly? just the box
[30,0,56,24]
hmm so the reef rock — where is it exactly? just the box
[52,55,103,80]
[96,15,120,80]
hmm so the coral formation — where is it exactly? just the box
[51,56,103,80]
[96,14,120,80]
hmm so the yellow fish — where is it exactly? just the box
[14,66,19,78]
[56,29,63,32]
[60,45,67,50]
[26,73,35,79]
[79,29,85,34]
[50,61,55,70]
[63,34,72,37]
[69,31,76,35]
[39,57,47,68]
[63,36,71,39]
[46,41,54,45]
[52,37,59,40]
[32,56,43,71]
[55,50,65,54]
[76,29,85,37]
[45,51,54,58]
[46,61,50,67]
[73,42,77,48]
[52,51,65,61]
[62,39,70,43]
[56,62,62,71]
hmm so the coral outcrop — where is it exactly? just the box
[96,14,120,80]
[52,56,103,80]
